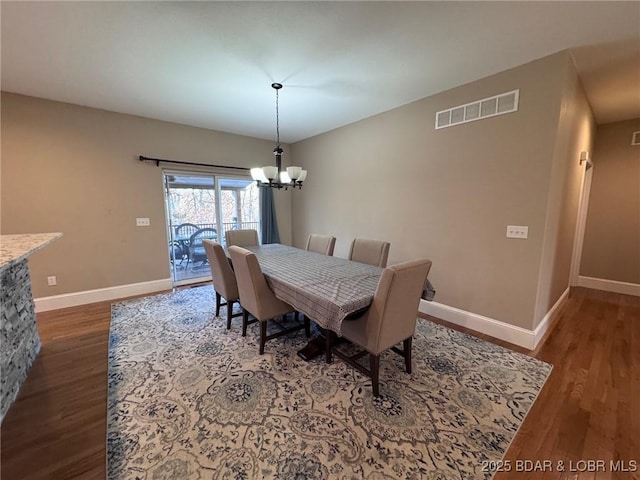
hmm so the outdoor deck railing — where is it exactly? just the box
[171,221,261,242]
[169,221,261,278]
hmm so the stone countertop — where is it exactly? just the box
[0,233,63,270]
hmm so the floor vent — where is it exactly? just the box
[632,131,640,145]
[435,89,519,129]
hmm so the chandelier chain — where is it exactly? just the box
[275,87,280,147]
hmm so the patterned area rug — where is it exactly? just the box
[107,286,551,479]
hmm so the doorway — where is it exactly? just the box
[163,171,260,286]
[570,160,593,286]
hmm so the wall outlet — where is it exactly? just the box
[47,276,57,286]
[506,225,528,239]
[136,217,150,227]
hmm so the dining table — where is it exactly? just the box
[227,243,436,362]
[229,243,382,361]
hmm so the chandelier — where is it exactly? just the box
[250,83,307,190]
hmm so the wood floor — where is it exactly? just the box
[1,287,638,479]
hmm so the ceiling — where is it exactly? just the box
[2,1,639,143]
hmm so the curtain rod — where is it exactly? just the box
[139,155,250,171]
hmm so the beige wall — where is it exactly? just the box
[1,93,292,298]
[533,57,596,326]
[580,118,640,284]
[291,51,589,330]
[1,51,601,329]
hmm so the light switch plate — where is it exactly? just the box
[136,217,150,227]
[506,225,528,239]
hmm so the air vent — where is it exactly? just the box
[632,131,640,145]
[436,110,451,128]
[435,89,519,130]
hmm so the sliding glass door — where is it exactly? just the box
[163,171,259,285]
[218,177,260,243]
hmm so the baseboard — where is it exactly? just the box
[577,276,640,297]
[533,287,570,348]
[419,300,537,350]
[34,278,173,313]
[419,288,569,351]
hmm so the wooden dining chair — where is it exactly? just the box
[225,229,259,247]
[305,234,336,256]
[348,238,391,267]
[229,246,310,354]
[331,258,432,396]
[203,240,244,330]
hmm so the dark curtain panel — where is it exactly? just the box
[260,188,280,244]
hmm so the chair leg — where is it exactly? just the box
[404,337,413,374]
[226,300,233,330]
[242,309,249,337]
[259,321,267,355]
[304,315,311,338]
[370,353,380,397]
[215,292,221,317]
[325,329,333,364]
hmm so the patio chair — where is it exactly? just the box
[187,228,217,268]
[174,223,200,263]
[169,240,185,265]
[175,222,200,239]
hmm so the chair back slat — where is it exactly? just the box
[175,223,199,241]
[188,228,217,264]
